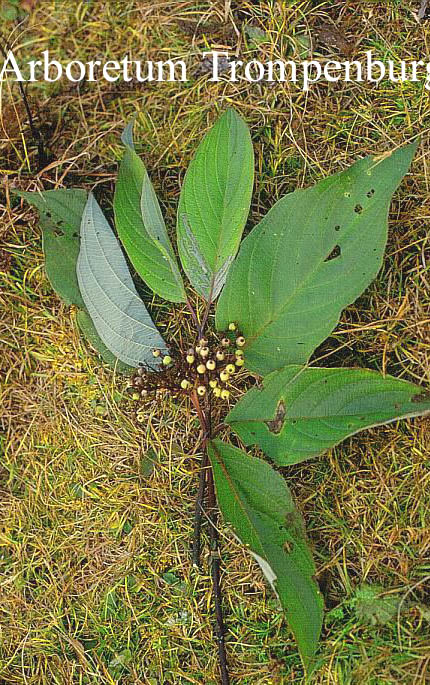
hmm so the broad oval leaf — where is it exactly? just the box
[114,121,186,302]
[227,365,430,466]
[14,188,88,307]
[177,108,254,301]
[77,193,167,368]
[208,439,323,673]
[216,142,417,375]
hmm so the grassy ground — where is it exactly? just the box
[1,1,430,683]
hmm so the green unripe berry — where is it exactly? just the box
[228,322,236,331]
[162,355,172,366]
[209,380,218,389]
[235,358,245,367]
[235,349,244,357]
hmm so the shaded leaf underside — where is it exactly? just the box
[77,193,167,368]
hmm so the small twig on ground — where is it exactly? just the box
[207,465,230,685]
[0,42,47,170]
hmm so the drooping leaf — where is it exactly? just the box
[114,120,186,302]
[76,310,133,373]
[208,439,323,673]
[77,193,167,368]
[177,108,254,301]
[14,188,88,306]
[227,365,430,466]
[216,142,417,375]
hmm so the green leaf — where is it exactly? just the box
[216,142,417,375]
[227,365,430,466]
[14,189,88,307]
[114,121,186,302]
[208,439,323,673]
[177,108,254,301]
[352,585,400,626]
[77,193,167,368]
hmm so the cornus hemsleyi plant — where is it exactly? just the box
[17,109,430,682]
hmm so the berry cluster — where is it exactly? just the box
[129,323,246,404]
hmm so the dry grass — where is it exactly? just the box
[1,1,430,683]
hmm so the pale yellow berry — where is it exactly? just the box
[180,379,190,390]
[162,355,172,366]
[199,338,208,346]
[213,387,221,398]
[216,350,225,361]
[140,389,148,397]
[186,354,195,364]
[235,349,244,357]
[197,385,206,396]
[206,359,216,371]
[200,347,209,358]
[195,345,201,353]
[228,322,236,331]
[225,364,235,374]
[152,349,161,357]
[235,358,245,367]
[137,414,145,422]
[197,364,206,374]
[220,370,229,382]
[209,380,218,389]
[221,389,230,400]
[132,393,140,401]
[236,336,246,347]
[221,338,230,347]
